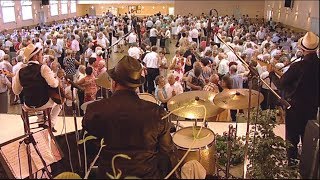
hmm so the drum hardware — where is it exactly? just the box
[213,89,264,110]
[226,124,237,179]
[167,91,223,119]
[216,34,291,178]
[164,106,210,179]
[172,126,216,176]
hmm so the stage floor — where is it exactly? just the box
[0,113,285,144]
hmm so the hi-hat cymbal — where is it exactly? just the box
[213,89,264,110]
[95,72,111,89]
[167,91,224,119]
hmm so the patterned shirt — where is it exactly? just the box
[63,57,77,76]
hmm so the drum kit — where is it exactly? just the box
[82,71,265,178]
[165,89,264,178]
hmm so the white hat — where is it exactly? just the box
[298,32,319,51]
[23,44,42,61]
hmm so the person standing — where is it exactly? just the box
[143,46,160,93]
[0,73,11,113]
[270,32,320,165]
[149,26,158,46]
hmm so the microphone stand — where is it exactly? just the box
[70,83,83,172]
[215,35,291,178]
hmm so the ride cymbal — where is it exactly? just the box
[213,89,264,110]
[167,91,224,119]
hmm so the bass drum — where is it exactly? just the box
[172,126,216,176]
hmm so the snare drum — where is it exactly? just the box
[172,126,216,175]
[138,93,160,105]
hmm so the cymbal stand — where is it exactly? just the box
[226,124,236,179]
[215,34,291,178]
[71,84,83,171]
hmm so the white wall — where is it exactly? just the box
[264,0,319,33]
[0,0,77,31]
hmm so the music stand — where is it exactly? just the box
[0,129,63,179]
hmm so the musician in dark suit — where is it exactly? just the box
[12,44,61,132]
[82,56,175,179]
[270,32,319,164]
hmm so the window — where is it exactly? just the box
[50,0,59,16]
[60,0,68,14]
[21,0,33,20]
[1,0,15,23]
[70,0,76,13]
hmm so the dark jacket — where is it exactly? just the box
[271,52,319,112]
[82,90,175,179]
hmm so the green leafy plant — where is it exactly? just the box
[54,132,138,179]
[246,109,300,179]
[216,133,245,167]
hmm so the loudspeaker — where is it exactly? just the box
[41,0,49,6]
[284,0,293,8]
[300,120,319,179]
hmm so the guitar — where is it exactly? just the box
[48,79,66,104]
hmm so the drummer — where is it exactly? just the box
[82,56,176,179]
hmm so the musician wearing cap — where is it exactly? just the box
[270,32,319,165]
[12,44,61,132]
[82,55,175,178]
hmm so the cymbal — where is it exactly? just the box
[213,89,264,110]
[81,100,98,112]
[95,72,111,89]
[167,91,224,119]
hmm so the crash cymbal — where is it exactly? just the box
[167,91,224,119]
[95,72,111,89]
[213,89,264,110]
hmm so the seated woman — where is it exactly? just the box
[154,75,171,109]
[216,75,233,122]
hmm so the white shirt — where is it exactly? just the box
[97,37,109,49]
[71,39,80,52]
[12,62,24,75]
[0,50,5,60]
[126,33,137,44]
[0,60,12,72]
[190,28,199,39]
[165,82,183,99]
[260,71,277,90]
[226,51,237,62]
[65,85,77,107]
[150,28,158,37]
[12,61,59,95]
[165,30,171,39]
[218,59,229,75]
[146,20,153,28]
[128,47,142,60]
[143,51,159,68]
[155,20,161,27]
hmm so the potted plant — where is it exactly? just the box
[246,109,300,179]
